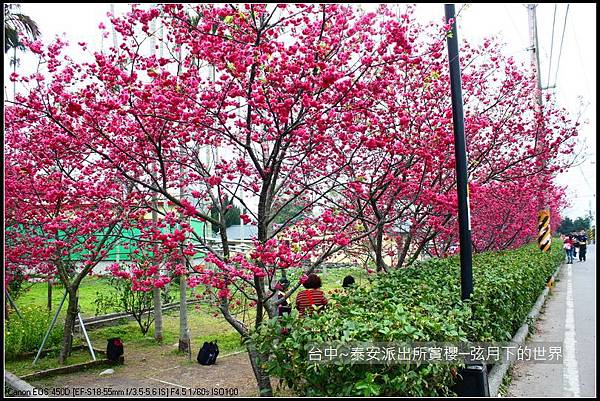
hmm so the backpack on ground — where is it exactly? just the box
[107,337,124,363]
[197,341,219,365]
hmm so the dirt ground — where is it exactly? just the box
[28,342,260,397]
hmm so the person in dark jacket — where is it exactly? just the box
[577,230,588,262]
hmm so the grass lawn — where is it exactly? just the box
[7,267,369,369]
[81,268,370,359]
[14,267,369,317]
[87,306,246,356]
[286,266,371,295]
[15,277,184,317]
[16,277,124,316]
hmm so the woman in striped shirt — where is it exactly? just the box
[295,274,328,316]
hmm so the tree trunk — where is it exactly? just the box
[4,294,9,321]
[375,227,386,272]
[153,285,163,342]
[152,199,163,342]
[396,234,412,269]
[178,155,190,353]
[59,288,78,364]
[395,237,403,269]
[246,340,273,396]
[178,274,190,353]
[47,279,52,311]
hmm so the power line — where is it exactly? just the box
[552,4,570,87]
[567,6,592,99]
[577,165,595,193]
[546,4,557,88]
[503,4,526,45]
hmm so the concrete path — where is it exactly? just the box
[507,244,596,397]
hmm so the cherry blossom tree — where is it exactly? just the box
[5,3,581,393]
[341,19,580,268]
[7,4,404,391]
[4,106,145,364]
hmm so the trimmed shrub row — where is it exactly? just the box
[251,242,564,396]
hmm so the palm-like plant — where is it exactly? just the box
[4,4,41,53]
[5,4,41,100]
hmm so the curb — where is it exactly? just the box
[5,371,47,397]
[487,262,565,397]
[19,357,123,381]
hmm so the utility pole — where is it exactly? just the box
[445,4,473,300]
[528,4,552,253]
[110,4,118,49]
[528,4,544,108]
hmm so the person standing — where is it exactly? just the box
[577,230,588,262]
[563,235,574,264]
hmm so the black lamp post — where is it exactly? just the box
[444,3,473,301]
[445,4,489,397]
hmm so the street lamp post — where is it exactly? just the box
[445,4,473,301]
[444,5,490,397]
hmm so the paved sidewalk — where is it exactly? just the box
[507,244,596,397]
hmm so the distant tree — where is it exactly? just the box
[272,202,310,225]
[4,4,41,52]
[210,197,240,233]
[573,216,591,232]
[557,217,574,235]
[558,216,591,234]
[5,4,41,101]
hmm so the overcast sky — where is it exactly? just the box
[4,3,596,223]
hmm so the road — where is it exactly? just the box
[507,244,596,397]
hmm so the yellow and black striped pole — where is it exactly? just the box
[537,209,551,252]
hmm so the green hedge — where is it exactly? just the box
[251,242,564,396]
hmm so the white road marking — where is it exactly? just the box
[148,365,180,371]
[563,264,580,397]
[148,377,190,389]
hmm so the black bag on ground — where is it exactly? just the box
[197,341,219,365]
[107,337,124,362]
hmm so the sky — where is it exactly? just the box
[4,3,596,223]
